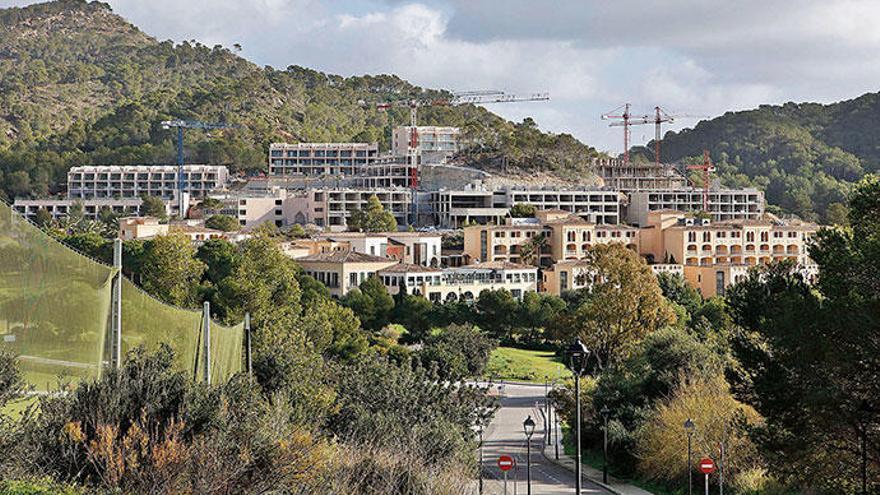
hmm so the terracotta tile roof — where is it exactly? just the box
[296,250,394,263]
[169,224,225,234]
[541,215,593,225]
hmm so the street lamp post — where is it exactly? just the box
[523,415,536,495]
[601,405,610,484]
[685,418,696,495]
[554,399,561,460]
[545,380,552,446]
[567,338,590,495]
[478,422,484,495]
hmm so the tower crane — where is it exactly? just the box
[603,105,705,166]
[601,103,635,164]
[375,90,549,189]
[160,119,238,216]
[373,90,550,225]
[687,150,716,211]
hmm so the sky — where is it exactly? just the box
[4,0,880,153]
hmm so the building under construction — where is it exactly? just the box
[594,158,688,191]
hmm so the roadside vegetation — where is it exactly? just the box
[547,177,880,494]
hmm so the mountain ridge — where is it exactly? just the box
[634,92,880,221]
[0,0,602,200]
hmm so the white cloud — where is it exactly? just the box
[3,0,880,151]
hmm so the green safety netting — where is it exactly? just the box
[0,201,244,390]
[121,278,244,384]
[120,277,202,379]
[203,317,244,385]
[0,202,112,389]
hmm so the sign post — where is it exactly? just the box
[498,455,515,495]
[698,457,716,495]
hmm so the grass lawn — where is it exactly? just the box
[486,346,567,383]
[0,395,38,420]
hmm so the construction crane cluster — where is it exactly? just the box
[374,90,550,190]
[601,104,705,166]
[373,90,550,224]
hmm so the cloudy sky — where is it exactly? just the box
[5,0,880,152]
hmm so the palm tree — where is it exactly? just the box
[520,233,548,267]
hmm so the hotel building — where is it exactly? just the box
[392,126,460,163]
[268,142,380,176]
[67,165,228,200]
[627,188,765,226]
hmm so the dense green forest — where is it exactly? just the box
[0,0,602,201]
[634,95,880,222]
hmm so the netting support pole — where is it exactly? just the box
[245,312,252,379]
[202,301,211,384]
[111,238,123,369]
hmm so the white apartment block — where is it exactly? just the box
[67,165,229,200]
[431,186,623,228]
[304,188,411,229]
[626,188,765,226]
[392,126,460,163]
[13,198,144,221]
[268,143,379,176]
[214,187,412,230]
[378,261,538,303]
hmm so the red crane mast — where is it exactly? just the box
[687,150,716,211]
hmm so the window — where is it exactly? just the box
[275,209,282,216]
[688,232,697,242]
[716,270,726,296]
[275,199,283,206]
[560,271,569,292]
[349,273,358,287]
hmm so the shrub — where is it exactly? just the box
[636,375,763,488]
[19,347,332,493]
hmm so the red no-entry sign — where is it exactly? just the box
[497,454,515,471]
[698,457,716,474]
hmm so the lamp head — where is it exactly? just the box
[566,338,590,375]
[523,415,536,438]
[684,418,695,433]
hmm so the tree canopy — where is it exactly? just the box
[725,175,880,492]
[553,244,677,369]
[346,195,397,233]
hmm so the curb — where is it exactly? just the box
[540,432,625,495]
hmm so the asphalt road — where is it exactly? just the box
[478,381,612,495]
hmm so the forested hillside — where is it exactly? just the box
[635,95,880,222]
[0,0,602,201]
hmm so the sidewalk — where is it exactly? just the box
[541,431,654,495]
